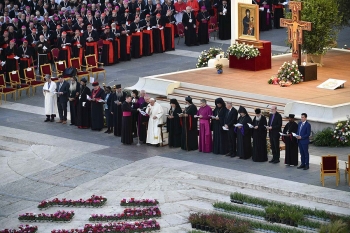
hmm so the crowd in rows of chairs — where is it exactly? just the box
[0,52,107,104]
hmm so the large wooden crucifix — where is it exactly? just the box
[280,1,312,66]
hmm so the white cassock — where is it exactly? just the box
[43,81,58,115]
[146,102,164,144]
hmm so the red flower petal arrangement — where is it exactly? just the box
[38,195,107,209]
[18,210,75,222]
[89,207,161,221]
[50,220,161,233]
[0,225,38,233]
[120,198,159,207]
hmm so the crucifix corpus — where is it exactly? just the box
[280,1,312,66]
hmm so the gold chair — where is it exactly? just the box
[9,70,30,98]
[0,74,16,102]
[320,155,340,186]
[70,57,90,82]
[24,67,45,95]
[85,54,106,82]
[345,154,350,186]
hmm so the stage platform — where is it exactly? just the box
[127,49,350,131]
[159,49,350,107]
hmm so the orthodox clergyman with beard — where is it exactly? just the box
[111,84,127,136]
[68,76,80,125]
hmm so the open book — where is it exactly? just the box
[247,123,254,128]
[292,133,300,137]
[222,126,229,131]
[140,110,147,116]
[87,95,92,101]
[234,123,243,127]
[279,132,289,136]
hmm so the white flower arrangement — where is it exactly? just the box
[227,42,260,60]
[196,47,227,68]
[332,117,350,144]
[268,60,303,85]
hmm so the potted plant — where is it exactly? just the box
[215,64,223,74]
[188,213,200,229]
[319,220,348,233]
[296,0,342,66]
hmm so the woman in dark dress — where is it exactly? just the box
[252,108,268,162]
[236,106,253,159]
[167,99,182,148]
[212,98,229,155]
[180,96,198,151]
[76,78,91,129]
[121,94,137,144]
[89,82,106,131]
[282,114,299,166]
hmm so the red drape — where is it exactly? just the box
[73,41,84,65]
[115,38,121,59]
[102,40,114,63]
[132,31,143,56]
[165,23,175,49]
[143,30,153,53]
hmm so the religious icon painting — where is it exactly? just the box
[238,3,260,41]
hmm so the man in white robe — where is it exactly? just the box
[145,98,164,145]
[43,75,58,122]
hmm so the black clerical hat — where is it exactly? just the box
[132,89,139,96]
[81,77,87,83]
[238,106,248,114]
[116,84,121,88]
[289,114,295,118]
[255,108,261,114]
[185,96,192,102]
[170,98,177,104]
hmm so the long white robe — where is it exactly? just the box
[146,102,164,144]
[43,81,58,115]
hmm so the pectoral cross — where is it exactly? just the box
[280,1,311,65]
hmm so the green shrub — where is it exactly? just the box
[319,220,349,233]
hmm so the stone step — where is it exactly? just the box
[0,139,31,152]
[174,87,286,109]
[178,178,350,215]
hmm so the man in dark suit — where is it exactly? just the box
[224,102,238,157]
[296,113,311,170]
[68,77,80,126]
[267,105,282,163]
[56,75,70,124]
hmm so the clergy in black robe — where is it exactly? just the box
[111,84,127,136]
[5,40,18,82]
[104,86,113,133]
[76,78,91,129]
[83,25,99,60]
[196,7,210,44]
[68,77,80,126]
[130,17,143,59]
[252,108,268,162]
[164,11,176,51]
[180,96,198,151]
[141,15,153,56]
[138,97,150,143]
[151,14,166,53]
[119,22,132,61]
[273,0,285,29]
[218,0,231,40]
[167,98,182,148]
[121,94,137,144]
[17,40,33,82]
[100,26,116,65]
[182,6,197,46]
[35,35,51,73]
[236,106,253,159]
[57,32,72,66]
[71,30,85,65]
[282,114,299,166]
[224,102,238,157]
[212,98,229,155]
[89,82,106,131]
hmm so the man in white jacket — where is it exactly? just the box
[43,75,58,122]
[146,98,164,146]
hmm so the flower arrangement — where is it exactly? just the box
[215,64,223,70]
[0,225,38,233]
[227,42,260,60]
[196,47,226,68]
[18,210,75,222]
[51,220,160,233]
[89,207,161,221]
[120,198,159,207]
[332,118,350,144]
[268,60,302,85]
[38,195,107,209]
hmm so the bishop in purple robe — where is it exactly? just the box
[198,99,213,153]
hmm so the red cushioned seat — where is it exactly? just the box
[91,67,104,72]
